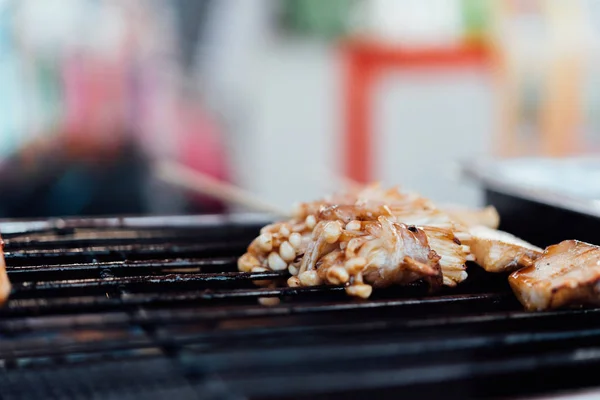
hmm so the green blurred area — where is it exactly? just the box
[461,0,492,43]
[279,0,357,39]
[280,0,492,43]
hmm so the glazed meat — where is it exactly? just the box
[238,184,472,298]
[239,182,600,308]
[509,240,600,311]
[466,226,542,273]
[286,216,444,298]
[291,184,421,221]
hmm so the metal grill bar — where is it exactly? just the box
[6,258,239,278]
[4,241,250,265]
[11,271,286,291]
[0,292,511,332]
[1,215,600,400]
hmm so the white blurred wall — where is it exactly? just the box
[242,41,342,206]
[227,42,492,208]
[196,0,494,210]
[375,69,492,206]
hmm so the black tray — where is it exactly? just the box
[463,158,600,247]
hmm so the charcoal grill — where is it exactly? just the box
[2,214,600,400]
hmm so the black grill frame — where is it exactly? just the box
[1,214,600,400]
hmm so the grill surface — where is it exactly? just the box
[1,215,600,399]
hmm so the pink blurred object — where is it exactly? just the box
[62,55,127,145]
[175,101,230,210]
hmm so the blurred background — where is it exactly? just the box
[0,0,598,218]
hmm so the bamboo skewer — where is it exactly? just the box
[155,161,289,217]
[155,161,499,229]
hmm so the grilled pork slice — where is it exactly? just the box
[0,238,10,304]
[466,226,542,273]
[443,205,500,229]
[239,184,422,277]
[509,240,600,311]
[239,184,472,287]
[287,216,444,298]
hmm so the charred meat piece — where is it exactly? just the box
[466,226,542,273]
[314,206,471,289]
[291,183,419,221]
[240,185,470,287]
[240,214,468,299]
[509,240,600,311]
[239,184,476,298]
[288,216,444,298]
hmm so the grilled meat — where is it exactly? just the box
[509,240,600,311]
[466,226,542,273]
[286,217,443,298]
[239,184,472,298]
[291,184,419,221]
[242,184,600,308]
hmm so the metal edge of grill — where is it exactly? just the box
[1,214,600,400]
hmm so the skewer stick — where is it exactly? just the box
[157,162,499,228]
[155,161,289,217]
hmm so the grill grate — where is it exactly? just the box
[1,215,600,399]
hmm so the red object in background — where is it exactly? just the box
[342,41,490,183]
